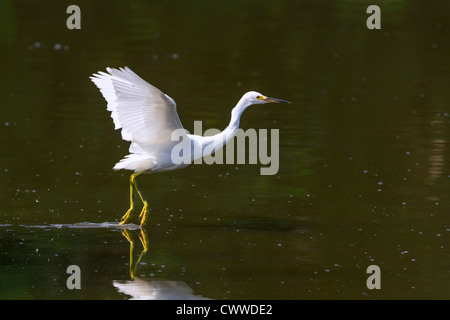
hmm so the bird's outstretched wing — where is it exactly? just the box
[90,67,184,145]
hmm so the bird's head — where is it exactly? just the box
[242,91,290,106]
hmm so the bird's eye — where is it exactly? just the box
[256,96,262,100]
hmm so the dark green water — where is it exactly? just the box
[0,0,449,299]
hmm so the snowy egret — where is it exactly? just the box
[90,67,289,227]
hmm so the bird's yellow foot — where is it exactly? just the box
[119,207,134,225]
[139,203,149,228]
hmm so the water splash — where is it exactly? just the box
[9,222,141,230]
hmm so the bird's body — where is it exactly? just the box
[91,67,289,227]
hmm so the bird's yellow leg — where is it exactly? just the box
[119,173,138,225]
[139,204,149,228]
[132,175,149,227]
[125,173,149,228]
[118,172,149,227]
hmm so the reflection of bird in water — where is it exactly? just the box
[118,228,208,300]
[113,278,209,300]
[91,67,290,227]
[121,228,148,279]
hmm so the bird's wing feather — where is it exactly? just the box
[90,67,185,145]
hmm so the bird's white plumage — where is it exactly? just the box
[90,67,185,146]
[91,67,190,172]
[91,67,289,175]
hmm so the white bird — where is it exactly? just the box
[90,67,289,227]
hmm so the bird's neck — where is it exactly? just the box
[194,97,250,159]
[226,96,250,135]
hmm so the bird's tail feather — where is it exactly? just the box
[113,154,156,173]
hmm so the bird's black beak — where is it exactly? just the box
[263,96,291,104]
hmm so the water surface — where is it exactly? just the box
[0,0,449,299]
